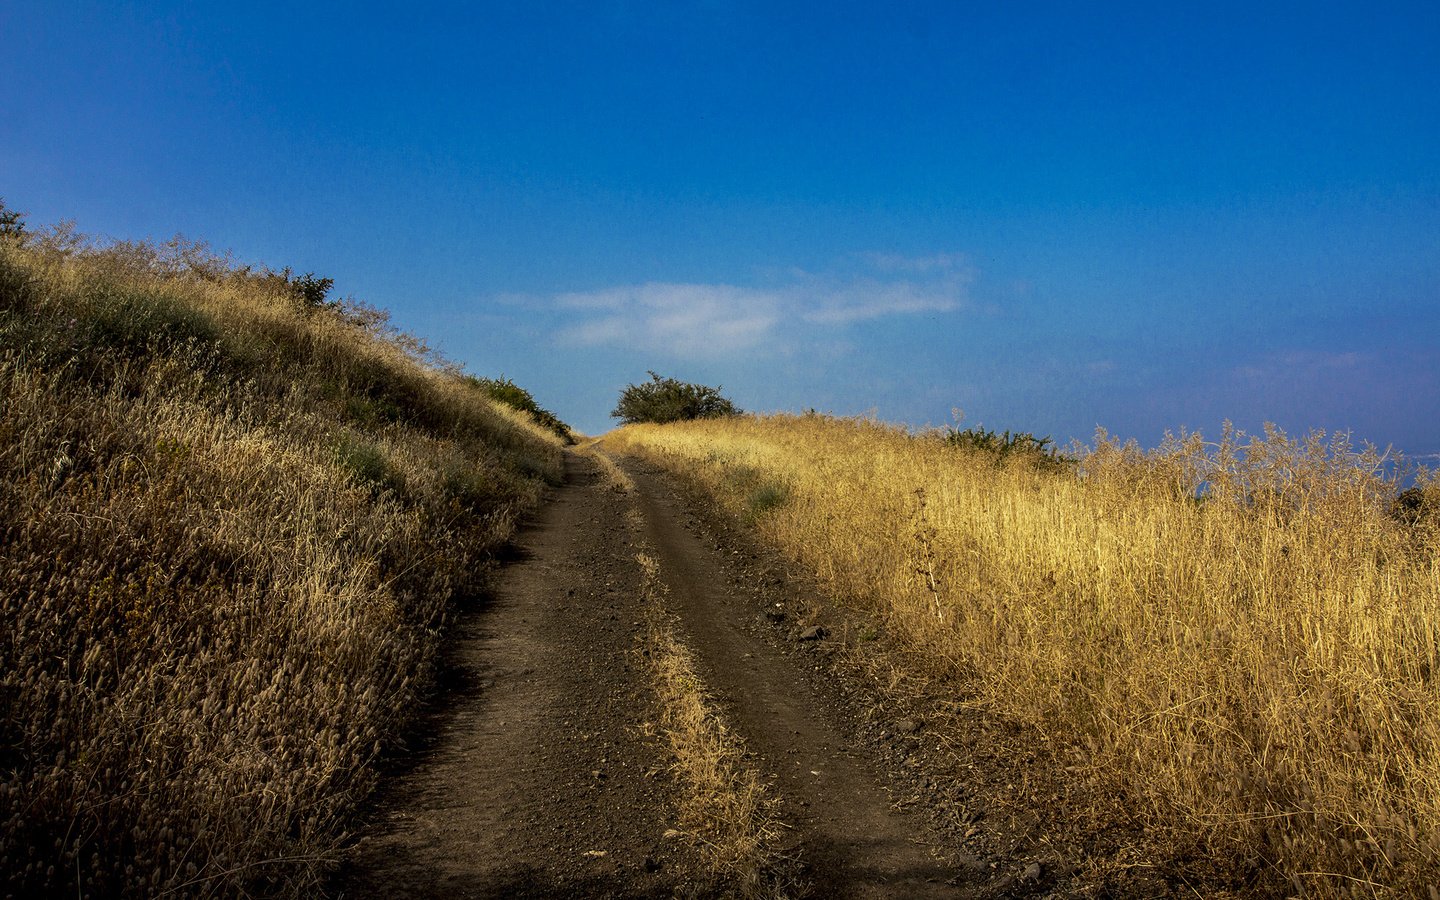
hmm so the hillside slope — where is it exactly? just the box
[0,218,566,897]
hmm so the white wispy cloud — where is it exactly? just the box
[1232,350,1366,382]
[860,251,970,274]
[553,254,972,358]
[556,283,780,358]
[799,276,966,325]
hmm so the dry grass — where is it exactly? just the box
[634,549,795,898]
[0,226,564,896]
[605,414,1440,897]
[575,439,636,493]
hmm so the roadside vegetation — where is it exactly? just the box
[470,374,574,443]
[604,412,1440,897]
[0,203,567,897]
[635,550,794,898]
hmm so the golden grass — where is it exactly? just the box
[635,547,794,898]
[604,414,1440,897]
[1,228,564,896]
[575,439,636,493]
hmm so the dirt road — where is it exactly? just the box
[333,453,694,898]
[334,450,1193,898]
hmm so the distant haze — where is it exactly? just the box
[4,1,1436,452]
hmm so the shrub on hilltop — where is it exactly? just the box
[612,371,741,425]
[471,375,574,443]
[0,197,25,239]
[941,424,1077,474]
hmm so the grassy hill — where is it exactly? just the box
[0,212,567,896]
[605,413,1440,897]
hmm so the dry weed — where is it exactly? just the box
[606,414,1440,897]
[634,552,796,898]
[0,228,563,896]
[575,441,636,493]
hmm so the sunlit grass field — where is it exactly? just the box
[0,223,565,896]
[605,414,1440,897]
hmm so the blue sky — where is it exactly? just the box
[4,2,1438,453]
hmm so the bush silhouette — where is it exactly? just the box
[469,375,573,442]
[612,372,740,425]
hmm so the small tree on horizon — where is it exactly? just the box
[611,372,740,425]
[0,198,26,240]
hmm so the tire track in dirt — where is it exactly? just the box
[333,453,701,898]
[624,459,963,899]
[335,450,968,897]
